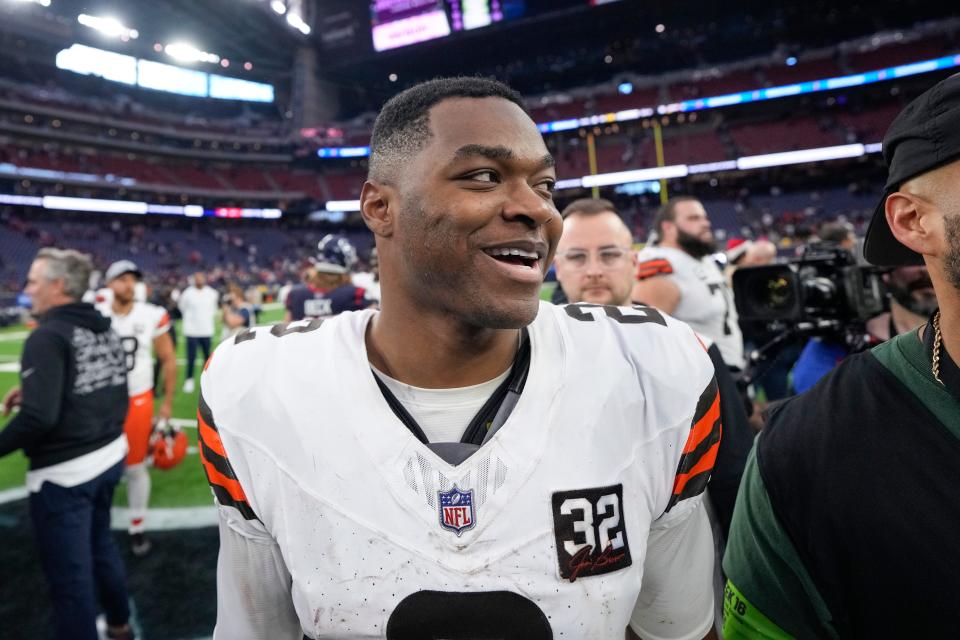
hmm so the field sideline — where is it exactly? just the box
[0,304,287,507]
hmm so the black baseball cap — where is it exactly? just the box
[863,73,960,266]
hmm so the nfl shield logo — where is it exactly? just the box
[438,485,476,536]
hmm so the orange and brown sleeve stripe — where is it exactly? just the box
[666,377,722,513]
[198,392,258,521]
[636,258,674,281]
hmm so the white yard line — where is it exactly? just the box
[110,505,218,531]
[0,486,28,504]
[0,485,217,529]
[0,331,28,342]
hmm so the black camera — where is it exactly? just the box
[733,244,886,331]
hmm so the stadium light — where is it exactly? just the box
[555,178,584,190]
[325,200,362,212]
[286,12,311,35]
[77,14,139,39]
[270,0,286,14]
[10,0,51,7]
[0,192,283,219]
[164,42,221,64]
[43,196,148,215]
[0,194,43,206]
[581,164,689,188]
[735,144,866,170]
[316,146,369,158]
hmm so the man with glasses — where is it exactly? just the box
[632,197,745,370]
[553,198,637,306]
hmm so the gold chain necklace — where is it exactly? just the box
[932,310,944,385]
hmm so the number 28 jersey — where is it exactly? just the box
[97,301,170,397]
[199,301,720,639]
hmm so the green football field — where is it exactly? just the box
[0,304,287,506]
[0,288,561,503]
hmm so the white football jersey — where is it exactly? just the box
[199,302,720,639]
[98,301,170,396]
[636,246,745,369]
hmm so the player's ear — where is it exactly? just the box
[886,191,937,256]
[361,181,395,238]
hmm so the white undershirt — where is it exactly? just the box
[371,366,512,443]
[25,434,127,493]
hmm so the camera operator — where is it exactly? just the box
[816,222,856,252]
[792,263,936,393]
[865,265,938,339]
[784,221,930,394]
[786,222,866,393]
[723,74,960,639]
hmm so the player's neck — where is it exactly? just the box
[657,239,680,251]
[112,299,134,316]
[366,307,520,389]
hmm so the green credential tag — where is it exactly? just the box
[723,580,794,640]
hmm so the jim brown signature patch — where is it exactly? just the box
[551,484,631,581]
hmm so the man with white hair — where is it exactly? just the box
[0,248,133,640]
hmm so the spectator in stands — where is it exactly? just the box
[632,196,746,371]
[178,271,219,393]
[0,249,133,640]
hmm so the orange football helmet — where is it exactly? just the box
[151,419,188,470]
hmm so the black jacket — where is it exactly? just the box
[0,303,128,469]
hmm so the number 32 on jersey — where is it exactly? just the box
[551,484,632,582]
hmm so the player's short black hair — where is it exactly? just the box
[651,195,701,241]
[368,76,528,183]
